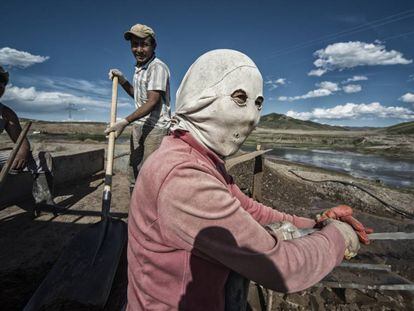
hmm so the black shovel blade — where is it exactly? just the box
[24,218,127,311]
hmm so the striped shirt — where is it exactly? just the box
[133,55,171,129]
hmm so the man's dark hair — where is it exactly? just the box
[149,36,156,47]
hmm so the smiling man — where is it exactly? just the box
[106,23,171,193]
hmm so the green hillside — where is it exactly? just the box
[259,113,346,131]
[384,121,414,134]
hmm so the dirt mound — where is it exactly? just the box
[229,157,414,310]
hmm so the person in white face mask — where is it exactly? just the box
[127,49,365,310]
[171,49,264,157]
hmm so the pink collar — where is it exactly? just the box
[172,130,227,174]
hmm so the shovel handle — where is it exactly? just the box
[0,121,32,189]
[105,76,118,182]
[102,77,118,217]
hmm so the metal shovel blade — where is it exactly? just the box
[298,228,414,240]
[24,217,127,310]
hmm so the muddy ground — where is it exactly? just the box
[0,138,413,310]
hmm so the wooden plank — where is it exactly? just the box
[252,146,264,202]
[315,282,414,291]
[52,149,104,186]
[224,149,272,171]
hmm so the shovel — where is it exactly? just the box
[0,121,32,190]
[24,77,127,310]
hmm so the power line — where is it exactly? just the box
[381,30,414,41]
[267,10,414,58]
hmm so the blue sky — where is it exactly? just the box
[1,0,414,127]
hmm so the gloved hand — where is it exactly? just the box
[324,219,360,260]
[266,221,302,241]
[267,220,360,260]
[12,149,29,170]
[104,118,129,139]
[108,69,127,85]
[316,205,373,245]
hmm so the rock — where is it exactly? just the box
[344,289,376,305]
[309,289,326,311]
[285,292,309,307]
[320,287,344,304]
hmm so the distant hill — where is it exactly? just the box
[383,121,414,134]
[259,113,346,131]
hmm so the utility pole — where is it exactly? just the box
[66,103,76,120]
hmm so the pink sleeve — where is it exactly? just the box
[230,183,316,228]
[158,162,345,293]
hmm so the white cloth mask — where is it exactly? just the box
[171,49,263,157]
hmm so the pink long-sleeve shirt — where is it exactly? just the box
[127,131,345,310]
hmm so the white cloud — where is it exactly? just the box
[286,102,414,120]
[278,88,331,102]
[342,75,368,83]
[3,85,129,113]
[308,68,327,77]
[343,84,362,93]
[278,81,339,102]
[308,41,412,76]
[16,75,111,97]
[317,81,340,92]
[0,47,49,68]
[265,78,287,90]
[399,92,414,103]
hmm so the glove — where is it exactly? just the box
[12,150,28,170]
[104,118,129,138]
[108,69,127,84]
[267,220,360,260]
[266,221,302,241]
[316,205,373,245]
[324,219,360,260]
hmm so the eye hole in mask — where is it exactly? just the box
[231,89,248,106]
[255,96,264,111]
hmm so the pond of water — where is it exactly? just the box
[266,148,414,189]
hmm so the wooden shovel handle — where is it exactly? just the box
[0,121,32,188]
[104,77,118,189]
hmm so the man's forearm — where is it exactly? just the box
[125,102,158,123]
[120,81,134,98]
[20,139,30,153]
[125,90,162,123]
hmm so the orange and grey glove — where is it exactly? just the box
[324,219,360,260]
[267,220,360,260]
[316,205,373,245]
